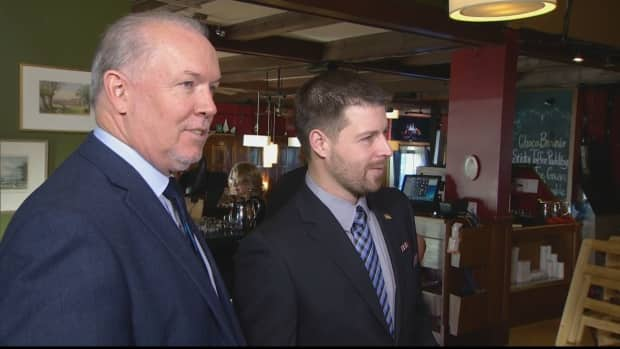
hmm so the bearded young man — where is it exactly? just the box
[233,70,436,346]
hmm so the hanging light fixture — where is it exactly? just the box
[243,90,270,147]
[262,95,279,167]
[287,137,301,147]
[263,68,288,166]
[263,143,278,168]
[449,0,557,22]
[572,52,584,63]
[386,108,400,119]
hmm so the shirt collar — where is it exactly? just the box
[305,173,368,231]
[93,127,170,197]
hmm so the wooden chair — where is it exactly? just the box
[556,237,620,346]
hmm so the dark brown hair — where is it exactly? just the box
[294,70,390,159]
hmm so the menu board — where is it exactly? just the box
[512,89,574,200]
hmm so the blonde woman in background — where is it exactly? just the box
[219,162,266,226]
[228,162,264,199]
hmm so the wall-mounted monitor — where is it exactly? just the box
[401,174,442,213]
[390,116,433,143]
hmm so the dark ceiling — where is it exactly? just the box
[131,0,620,108]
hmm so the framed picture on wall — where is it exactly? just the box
[1,140,48,212]
[20,63,95,132]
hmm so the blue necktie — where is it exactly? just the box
[163,178,201,256]
[351,205,394,335]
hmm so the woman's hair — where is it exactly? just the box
[228,162,263,197]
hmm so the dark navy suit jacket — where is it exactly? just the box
[0,133,245,346]
[234,183,436,346]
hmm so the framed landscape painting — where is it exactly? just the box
[20,63,95,132]
[1,140,48,212]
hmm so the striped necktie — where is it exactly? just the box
[164,178,222,298]
[351,205,394,335]
[163,178,201,256]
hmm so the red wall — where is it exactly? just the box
[445,39,518,220]
[212,103,290,137]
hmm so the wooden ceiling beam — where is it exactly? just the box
[324,31,462,62]
[401,50,455,66]
[158,0,213,8]
[219,55,305,74]
[132,0,168,12]
[340,60,450,81]
[214,30,454,81]
[236,0,505,45]
[132,0,214,13]
[237,0,620,72]
[224,11,338,40]
[209,29,325,62]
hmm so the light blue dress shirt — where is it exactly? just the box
[305,173,396,324]
[93,127,218,293]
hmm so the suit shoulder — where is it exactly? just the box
[244,188,312,249]
[255,202,301,238]
[372,187,409,203]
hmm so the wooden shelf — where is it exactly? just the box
[507,222,580,326]
[512,223,578,237]
[416,216,510,345]
[510,278,567,292]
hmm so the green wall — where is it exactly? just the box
[0,0,130,239]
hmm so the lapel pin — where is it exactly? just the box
[384,213,392,220]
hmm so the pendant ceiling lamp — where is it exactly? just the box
[243,134,270,147]
[243,91,271,147]
[263,68,289,166]
[449,0,557,22]
[287,137,301,147]
[262,142,279,168]
[386,108,400,120]
[262,96,282,168]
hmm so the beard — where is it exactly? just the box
[330,151,384,198]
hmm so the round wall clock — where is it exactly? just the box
[464,155,480,180]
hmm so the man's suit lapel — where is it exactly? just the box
[78,134,241,344]
[123,186,240,343]
[295,185,389,331]
[367,194,409,342]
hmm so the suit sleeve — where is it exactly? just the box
[233,232,297,345]
[0,210,132,345]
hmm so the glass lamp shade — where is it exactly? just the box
[262,143,279,167]
[243,134,271,147]
[287,137,301,147]
[386,109,400,119]
[449,0,556,22]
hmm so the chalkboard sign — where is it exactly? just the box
[512,89,574,200]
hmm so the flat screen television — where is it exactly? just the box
[390,116,433,143]
[401,174,441,213]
